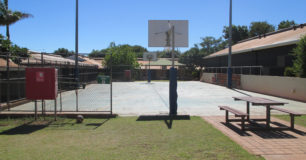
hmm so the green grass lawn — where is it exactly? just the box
[0,117,263,160]
[274,115,306,127]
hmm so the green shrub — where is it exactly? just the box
[292,35,306,77]
[284,67,295,77]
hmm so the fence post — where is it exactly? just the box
[240,67,242,75]
[54,98,57,121]
[35,100,37,120]
[59,76,62,112]
[6,52,10,111]
[110,53,113,115]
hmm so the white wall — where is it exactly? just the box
[201,73,306,102]
[241,75,306,102]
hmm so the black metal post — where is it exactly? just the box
[60,79,62,112]
[75,0,79,112]
[54,98,57,121]
[41,52,45,116]
[110,53,113,115]
[6,52,10,111]
[227,0,232,88]
[35,100,37,120]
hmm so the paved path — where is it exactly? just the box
[202,116,306,160]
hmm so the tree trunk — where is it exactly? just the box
[6,25,10,40]
[5,0,10,40]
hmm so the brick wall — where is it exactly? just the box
[202,73,241,88]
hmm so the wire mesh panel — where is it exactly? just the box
[75,68,111,112]
[112,65,142,82]
[0,52,111,113]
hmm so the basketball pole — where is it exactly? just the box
[169,25,177,115]
[148,57,151,83]
[171,26,175,68]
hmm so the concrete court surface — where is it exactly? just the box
[11,81,306,116]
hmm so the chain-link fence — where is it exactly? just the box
[204,66,263,75]
[0,52,112,114]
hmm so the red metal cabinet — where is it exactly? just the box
[26,68,58,100]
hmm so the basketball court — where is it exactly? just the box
[10,81,306,116]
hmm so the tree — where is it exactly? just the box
[278,20,296,30]
[200,36,226,56]
[179,45,204,69]
[249,21,275,37]
[156,50,180,58]
[88,49,108,58]
[179,45,207,79]
[223,25,249,44]
[53,48,75,57]
[103,44,139,68]
[0,33,29,63]
[89,43,148,58]
[130,45,148,58]
[0,0,32,40]
[286,35,306,77]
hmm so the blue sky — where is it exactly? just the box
[1,0,306,54]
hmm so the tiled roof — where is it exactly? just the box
[142,58,184,66]
[0,58,18,67]
[204,24,306,59]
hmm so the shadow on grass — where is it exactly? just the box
[48,118,110,130]
[0,121,52,135]
[86,118,109,130]
[137,115,190,129]
[0,118,112,134]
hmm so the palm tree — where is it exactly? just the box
[0,0,32,40]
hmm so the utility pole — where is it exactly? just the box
[227,0,232,88]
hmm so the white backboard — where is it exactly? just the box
[148,20,188,47]
[143,52,157,61]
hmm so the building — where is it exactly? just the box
[203,24,306,76]
[138,58,188,80]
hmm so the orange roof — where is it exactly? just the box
[82,57,103,69]
[0,58,19,67]
[205,25,306,59]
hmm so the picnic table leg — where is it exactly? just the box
[246,102,250,121]
[290,114,294,130]
[266,105,270,128]
[225,110,229,123]
[241,116,245,131]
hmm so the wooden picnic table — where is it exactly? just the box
[233,96,287,129]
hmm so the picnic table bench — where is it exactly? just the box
[270,106,302,129]
[219,96,303,131]
[219,106,248,130]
